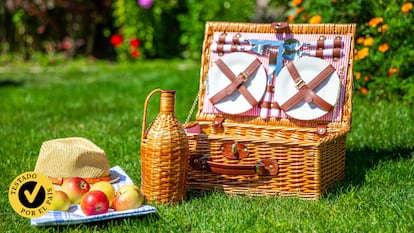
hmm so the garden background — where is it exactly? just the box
[1,0,414,105]
[1,0,413,232]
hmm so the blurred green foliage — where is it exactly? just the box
[1,0,413,105]
[111,0,257,59]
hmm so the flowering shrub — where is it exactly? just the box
[111,0,256,60]
[111,0,185,59]
[287,0,414,105]
[109,33,141,60]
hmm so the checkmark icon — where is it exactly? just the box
[24,182,42,203]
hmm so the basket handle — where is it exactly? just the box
[141,88,163,140]
[189,154,278,176]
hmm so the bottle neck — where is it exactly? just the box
[159,90,176,113]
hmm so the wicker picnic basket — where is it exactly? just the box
[185,21,356,199]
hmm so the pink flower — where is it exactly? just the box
[138,0,153,9]
[110,34,124,47]
[62,37,72,50]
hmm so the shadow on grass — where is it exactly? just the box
[325,145,414,197]
[0,80,24,87]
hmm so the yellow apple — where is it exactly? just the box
[50,190,71,211]
[112,184,144,211]
[90,181,115,206]
[117,184,140,194]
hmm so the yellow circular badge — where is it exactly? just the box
[8,171,55,218]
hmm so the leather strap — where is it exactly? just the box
[317,38,325,50]
[218,34,226,44]
[317,37,342,49]
[188,154,278,176]
[207,159,278,176]
[334,36,342,48]
[271,101,280,109]
[209,58,261,107]
[217,33,242,44]
[280,62,336,112]
[216,44,238,53]
[48,175,112,185]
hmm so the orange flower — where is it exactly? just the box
[332,0,337,3]
[364,76,370,82]
[378,24,388,34]
[292,0,302,6]
[360,87,369,95]
[368,17,383,27]
[288,15,296,22]
[355,72,361,80]
[309,15,322,24]
[401,2,413,13]
[378,43,389,53]
[296,7,303,14]
[388,67,399,77]
[356,37,365,44]
[355,47,369,60]
[363,37,374,47]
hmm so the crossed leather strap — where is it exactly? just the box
[209,58,261,107]
[280,62,336,112]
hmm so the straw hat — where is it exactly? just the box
[34,137,118,185]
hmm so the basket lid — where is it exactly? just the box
[194,21,356,129]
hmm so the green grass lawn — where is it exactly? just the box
[1,59,413,232]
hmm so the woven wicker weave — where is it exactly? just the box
[140,89,188,204]
[186,22,356,199]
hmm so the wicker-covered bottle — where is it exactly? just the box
[140,89,188,204]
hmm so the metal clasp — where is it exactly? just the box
[295,79,306,90]
[231,143,238,156]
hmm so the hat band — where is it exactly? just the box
[49,175,111,185]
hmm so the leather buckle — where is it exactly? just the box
[239,72,248,83]
[220,142,249,159]
[295,79,306,90]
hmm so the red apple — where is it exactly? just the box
[80,190,109,216]
[90,181,115,206]
[49,190,71,211]
[112,184,144,211]
[60,177,90,204]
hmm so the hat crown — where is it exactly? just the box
[34,137,110,179]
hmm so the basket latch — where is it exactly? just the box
[212,116,225,129]
[189,154,209,170]
[316,124,328,135]
[220,142,249,160]
[271,22,289,30]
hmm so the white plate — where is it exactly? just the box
[274,57,340,120]
[207,52,267,115]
